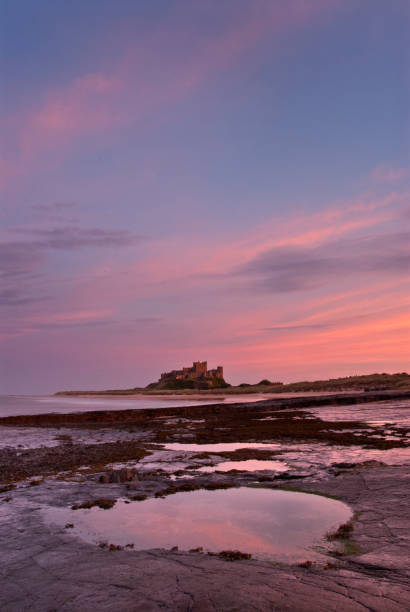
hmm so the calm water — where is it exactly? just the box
[0,394,227,417]
[163,440,410,468]
[164,442,281,452]
[196,459,289,473]
[309,399,410,428]
[44,487,352,563]
[0,391,355,418]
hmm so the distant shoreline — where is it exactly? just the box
[2,389,410,427]
[55,372,410,397]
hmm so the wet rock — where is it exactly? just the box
[277,472,309,480]
[72,498,116,510]
[0,442,149,482]
[298,560,313,568]
[332,460,386,470]
[131,494,147,501]
[203,482,234,491]
[1,457,410,610]
[218,550,252,561]
[99,468,140,484]
[327,521,354,540]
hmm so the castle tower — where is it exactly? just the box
[216,366,223,379]
[193,361,207,377]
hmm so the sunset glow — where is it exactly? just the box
[1,1,409,393]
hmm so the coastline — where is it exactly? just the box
[54,372,410,398]
[2,389,410,427]
[1,390,409,610]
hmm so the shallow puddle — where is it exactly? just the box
[44,487,351,563]
[163,442,280,452]
[196,460,289,473]
[309,399,410,429]
[281,442,410,469]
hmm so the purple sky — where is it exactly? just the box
[1,0,409,393]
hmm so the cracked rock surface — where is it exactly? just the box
[1,393,409,611]
[1,464,409,611]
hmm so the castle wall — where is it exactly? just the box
[160,361,223,383]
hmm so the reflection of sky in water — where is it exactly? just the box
[164,442,281,452]
[163,440,410,471]
[308,399,410,428]
[0,391,358,417]
[0,426,141,450]
[281,443,410,469]
[197,460,289,473]
[1,399,408,472]
[0,394,227,417]
[43,488,351,563]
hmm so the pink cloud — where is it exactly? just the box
[16,185,403,356]
[370,164,408,184]
[1,1,344,191]
[30,309,113,325]
[19,73,121,157]
[151,190,407,282]
[0,157,21,190]
[215,308,410,381]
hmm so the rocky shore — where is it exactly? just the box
[1,391,409,611]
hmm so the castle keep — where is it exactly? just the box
[160,361,224,383]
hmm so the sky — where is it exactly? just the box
[1,0,409,394]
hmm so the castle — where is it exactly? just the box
[160,361,224,383]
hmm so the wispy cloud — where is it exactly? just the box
[14,226,143,250]
[1,1,344,192]
[0,242,45,280]
[370,164,408,184]
[0,224,143,308]
[236,231,410,293]
[262,324,327,332]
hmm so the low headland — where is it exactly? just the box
[55,371,410,396]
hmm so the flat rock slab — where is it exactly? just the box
[1,465,410,611]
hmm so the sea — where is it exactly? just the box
[0,391,350,418]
